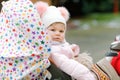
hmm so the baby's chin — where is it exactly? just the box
[50,41,63,45]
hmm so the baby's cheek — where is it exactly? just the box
[61,36,65,41]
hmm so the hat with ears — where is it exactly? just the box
[35,1,70,29]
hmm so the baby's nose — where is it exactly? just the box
[55,31,60,35]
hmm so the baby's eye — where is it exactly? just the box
[51,29,55,31]
[60,30,64,33]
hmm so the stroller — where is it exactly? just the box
[92,35,120,80]
[110,35,120,52]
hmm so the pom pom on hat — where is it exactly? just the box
[35,1,70,28]
[34,1,49,17]
[58,7,70,22]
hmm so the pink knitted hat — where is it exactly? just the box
[35,1,70,29]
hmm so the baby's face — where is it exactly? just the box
[47,22,65,43]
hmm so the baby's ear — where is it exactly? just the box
[58,7,70,21]
[34,1,48,17]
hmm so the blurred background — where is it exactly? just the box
[0,0,120,62]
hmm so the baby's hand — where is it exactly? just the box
[70,44,80,57]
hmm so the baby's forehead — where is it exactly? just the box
[49,22,65,28]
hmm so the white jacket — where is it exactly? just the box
[50,52,96,80]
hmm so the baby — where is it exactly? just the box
[35,1,95,80]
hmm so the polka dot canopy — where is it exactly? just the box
[0,0,51,79]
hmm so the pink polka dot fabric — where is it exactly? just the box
[0,0,51,79]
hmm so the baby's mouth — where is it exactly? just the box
[53,38,61,41]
